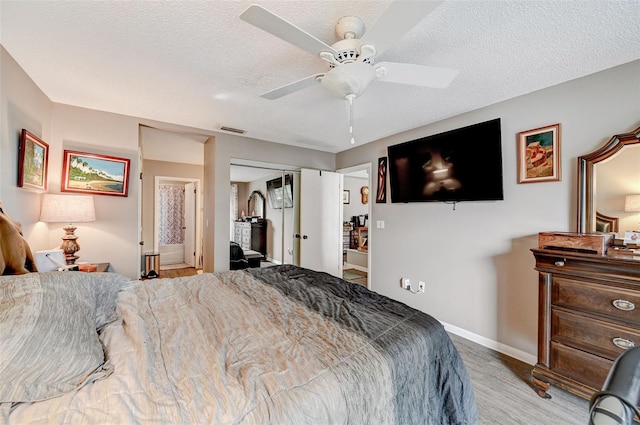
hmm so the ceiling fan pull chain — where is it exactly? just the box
[346,94,356,144]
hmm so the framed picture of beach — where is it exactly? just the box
[18,129,49,192]
[61,150,130,197]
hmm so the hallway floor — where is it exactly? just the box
[343,268,367,286]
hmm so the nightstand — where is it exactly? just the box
[95,263,110,272]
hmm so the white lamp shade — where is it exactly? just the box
[624,194,640,213]
[40,194,96,223]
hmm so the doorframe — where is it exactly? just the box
[153,176,202,268]
[337,163,372,288]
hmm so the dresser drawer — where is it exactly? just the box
[552,309,639,359]
[550,341,611,390]
[553,277,640,325]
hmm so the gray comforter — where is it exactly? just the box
[247,265,478,424]
[4,266,477,424]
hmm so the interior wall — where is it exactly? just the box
[0,46,51,249]
[49,104,141,276]
[336,59,640,362]
[343,176,369,221]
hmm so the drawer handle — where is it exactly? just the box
[612,299,635,311]
[612,337,635,350]
[554,260,565,267]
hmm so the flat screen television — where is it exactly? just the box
[266,174,293,208]
[387,118,504,203]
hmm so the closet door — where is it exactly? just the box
[299,169,343,277]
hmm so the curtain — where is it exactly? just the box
[159,184,184,245]
[230,183,238,240]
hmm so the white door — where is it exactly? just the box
[299,168,343,277]
[184,182,196,267]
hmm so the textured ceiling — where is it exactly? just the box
[1,1,639,153]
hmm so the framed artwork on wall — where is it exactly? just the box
[61,150,130,197]
[343,190,350,204]
[376,157,387,203]
[18,129,49,192]
[517,123,561,183]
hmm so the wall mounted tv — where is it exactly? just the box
[387,118,504,203]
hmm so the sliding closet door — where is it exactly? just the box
[299,168,343,277]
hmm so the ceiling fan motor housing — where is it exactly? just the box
[335,16,365,40]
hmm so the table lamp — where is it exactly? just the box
[40,194,95,264]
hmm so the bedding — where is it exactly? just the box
[1,265,477,424]
[0,272,130,403]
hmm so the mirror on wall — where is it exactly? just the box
[577,126,640,234]
[248,190,265,219]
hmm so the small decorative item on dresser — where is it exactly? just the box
[538,232,614,256]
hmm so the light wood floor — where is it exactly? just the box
[449,333,590,424]
[154,267,199,279]
[343,268,367,286]
[151,267,591,423]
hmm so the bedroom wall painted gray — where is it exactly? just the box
[336,59,640,361]
[0,46,51,250]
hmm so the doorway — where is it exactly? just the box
[154,176,202,270]
[338,163,372,288]
[138,125,206,277]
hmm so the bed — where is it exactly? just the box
[0,265,478,424]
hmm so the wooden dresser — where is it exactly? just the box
[531,248,640,400]
[233,220,266,257]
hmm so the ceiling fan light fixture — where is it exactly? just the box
[320,62,376,99]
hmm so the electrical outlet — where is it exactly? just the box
[418,281,425,293]
[401,277,411,290]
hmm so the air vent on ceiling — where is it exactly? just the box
[220,126,246,134]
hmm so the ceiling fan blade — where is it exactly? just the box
[376,62,458,89]
[260,74,324,100]
[360,0,445,57]
[240,5,337,57]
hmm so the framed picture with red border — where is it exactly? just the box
[62,150,130,197]
[18,129,49,192]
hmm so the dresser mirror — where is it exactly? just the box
[577,126,640,234]
[248,190,265,219]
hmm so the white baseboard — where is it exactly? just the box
[343,262,368,273]
[441,321,537,366]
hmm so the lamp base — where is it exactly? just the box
[61,224,80,265]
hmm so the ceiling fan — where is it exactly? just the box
[240,1,459,143]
